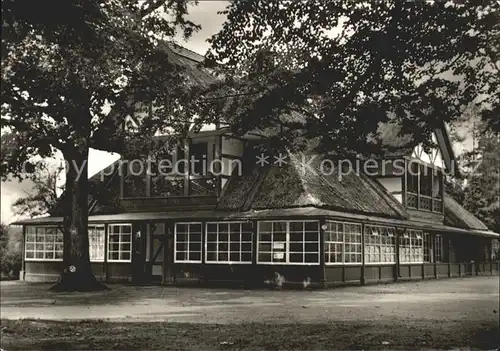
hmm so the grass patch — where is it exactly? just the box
[1,319,498,350]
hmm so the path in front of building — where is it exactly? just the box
[1,277,498,324]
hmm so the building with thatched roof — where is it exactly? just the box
[12,44,499,287]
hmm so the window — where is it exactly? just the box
[257,220,319,265]
[324,221,362,264]
[434,235,443,262]
[205,222,253,263]
[189,142,208,175]
[364,225,396,264]
[175,222,202,263]
[25,226,63,261]
[107,224,132,262]
[406,162,443,213]
[399,229,423,263]
[89,225,105,262]
[151,145,185,197]
[122,160,147,198]
[424,233,433,262]
[424,233,443,263]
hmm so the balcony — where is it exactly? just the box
[407,192,443,213]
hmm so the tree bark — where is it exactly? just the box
[51,145,107,292]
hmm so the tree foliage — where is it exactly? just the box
[203,0,500,154]
[1,0,200,290]
[11,163,64,219]
[463,127,500,234]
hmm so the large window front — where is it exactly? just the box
[26,225,107,262]
[25,226,63,261]
[425,233,443,263]
[364,225,396,264]
[174,222,202,263]
[399,229,424,263]
[107,224,132,262]
[324,221,362,264]
[257,220,320,265]
[89,225,105,262]
[406,162,443,213]
[205,222,253,263]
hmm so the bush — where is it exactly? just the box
[1,247,22,279]
[0,224,22,279]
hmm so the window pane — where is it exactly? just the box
[259,222,272,232]
[305,253,318,263]
[258,252,271,262]
[289,222,303,232]
[190,252,201,261]
[207,252,217,261]
[241,253,252,262]
[289,242,303,252]
[305,221,319,231]
[241,243,252,252]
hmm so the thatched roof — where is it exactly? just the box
[218,151,408,219]
[443,193,489,231]
[163,42,217,88]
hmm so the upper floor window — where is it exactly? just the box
[406,162,443,213]
[123,160,147,198]
[189,142,208,176]
[121,140,216,198]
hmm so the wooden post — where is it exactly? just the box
[104,223,109,283]
[319,217,326,288]
[201,220,207,285]
[433,233,438,279]
[163,221,174,285]
[361,223,365,285]
[395,228,400,282]
[184,138,190,196]
[402,159,407,208]
[448,238,452,278]
[251,219,258,288]
[215,135,223,196]
[21,225,26,281]
[119,162,124,198]
[417,163,421,210]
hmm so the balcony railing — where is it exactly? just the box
[407,192,443,213]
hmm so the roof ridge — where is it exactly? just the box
[167,41,205,63]
[289,153,324,206]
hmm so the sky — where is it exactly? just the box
[0,0,475,224]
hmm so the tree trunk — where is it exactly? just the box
[51,146,107,292]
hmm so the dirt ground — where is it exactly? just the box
[1,276,499,350]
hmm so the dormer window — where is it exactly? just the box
[406,162,443,213]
